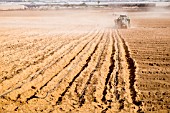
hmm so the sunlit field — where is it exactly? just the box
[0,7,170,113]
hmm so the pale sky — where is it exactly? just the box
[0,0,169,1]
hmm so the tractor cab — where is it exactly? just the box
[115,14,130,29]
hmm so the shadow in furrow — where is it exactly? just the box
[114,72,120,101]
[38,30,100,92]
[26,94,38,102]
[117,31,142,107]
[9,31,100,102]
[0,33,82,84]
[56,57,93,105]
[24,32,100,102]
[101,36,115,104]
[79,69,95,106]
[113,32,124,110]
[56,32,104,105]
[79,32,109,107]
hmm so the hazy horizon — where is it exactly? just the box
[0,0,169,2]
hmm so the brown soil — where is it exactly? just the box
[0,9,170,113]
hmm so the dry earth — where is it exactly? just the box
[0,9,170,113]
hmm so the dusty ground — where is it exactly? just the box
[0,9,170,113]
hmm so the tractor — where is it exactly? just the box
[115,14,130,29]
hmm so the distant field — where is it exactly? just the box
[0,8,170,113]
[0,2,170,10]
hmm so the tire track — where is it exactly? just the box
[93,30,116,113]
[78,29,113,113]
[111,30,126,112]
[78,30,109,107]
[91,29,112,106]
[0,29,99,98]
[101,30,115,104]
[115,30,142,111]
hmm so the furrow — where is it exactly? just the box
[7,29,100,101]
[115,30,142,112]
[117,30,142,107]
[96,29,116,113]
[101,30,115,104]
[112,30,125,111]
[36,29,100,94]
[0,34,65,83]
[0,27,93,85]
[78,30,109,107]
[55,30,105,106]
[0,29,98,98]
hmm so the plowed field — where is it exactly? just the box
[0,9,170,113]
